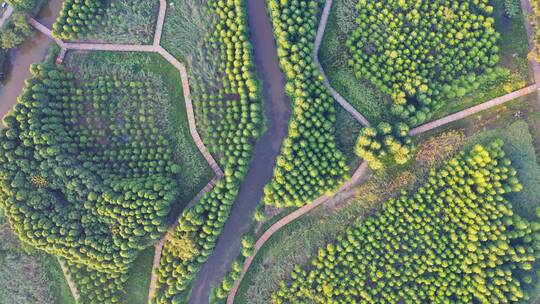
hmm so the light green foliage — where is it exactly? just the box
[152,0,263,301]
[262,0,349,208]
[273,141,539,303]
[355,122,412,169]
[215,234,255,299]
[52,0,106,40]
[67,261,128,304]
[466,120,540,219]
[347,0,500,125]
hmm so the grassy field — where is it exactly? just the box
[64,51,214,217]
[125,247,154,304]
[79,0,158,44]
[319,0,532,126]
[0,215,75,304]
[161,0,211,63]
[318,0,392,123]
[236,93,540,303]
[335,107,362,172]
[38,254,76,304]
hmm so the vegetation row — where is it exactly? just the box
[151,0,263,301]
[262,0,349,208]
[273,141,540,303]
[0,62,183,301]
[52,0,106,40]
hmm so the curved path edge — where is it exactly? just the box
[314,0,370,127]
[226,162,369,304]
[0,6,14,28]
[25,1,225,302]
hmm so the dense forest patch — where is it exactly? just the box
[347,0,500,125]
[273,140,540,303]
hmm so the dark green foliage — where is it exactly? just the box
[0,63,181,274]
[152,0,263,301]
[0,11,34,49]
[273,141,540,303]
[347,0,500,125]
[52,0,106,40]
[262,0,349,208]
[355,122,412,169]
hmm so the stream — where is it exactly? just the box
[0,0,291,302]
[0,0,63,127]
[187,0,291,302]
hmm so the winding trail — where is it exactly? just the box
[17,0,540,303]
[57,258,81,302]
[0,6,13,28]
[314,0,370,127]
[186,0,292,301]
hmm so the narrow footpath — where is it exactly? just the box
[186,0,291,302]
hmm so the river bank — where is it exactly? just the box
[186,0,291,302]
[0,0,63,127]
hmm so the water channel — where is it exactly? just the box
[0,0,291,302]
[187,0,291,302]
[0,0,63,127]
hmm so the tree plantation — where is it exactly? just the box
[347,0,499,125]
[66,260,128,304]
[52,0,105,40]
[273,141,540,303]
[151,0,263,301]
[0,62,182,300]
[347,0,500,125]
[262,0,349,208]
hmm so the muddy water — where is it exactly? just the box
[0,0,63,127]
[187,0,291,303]
[0,32,52,125]
[37,0,64,28]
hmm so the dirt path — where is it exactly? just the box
[57,258,81,302]
[410,85,538,135]
[521,0,540,106]
[0,6,13,28]
[147,176,219,302]
[314,0,370,127]
[226,162,369,304]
